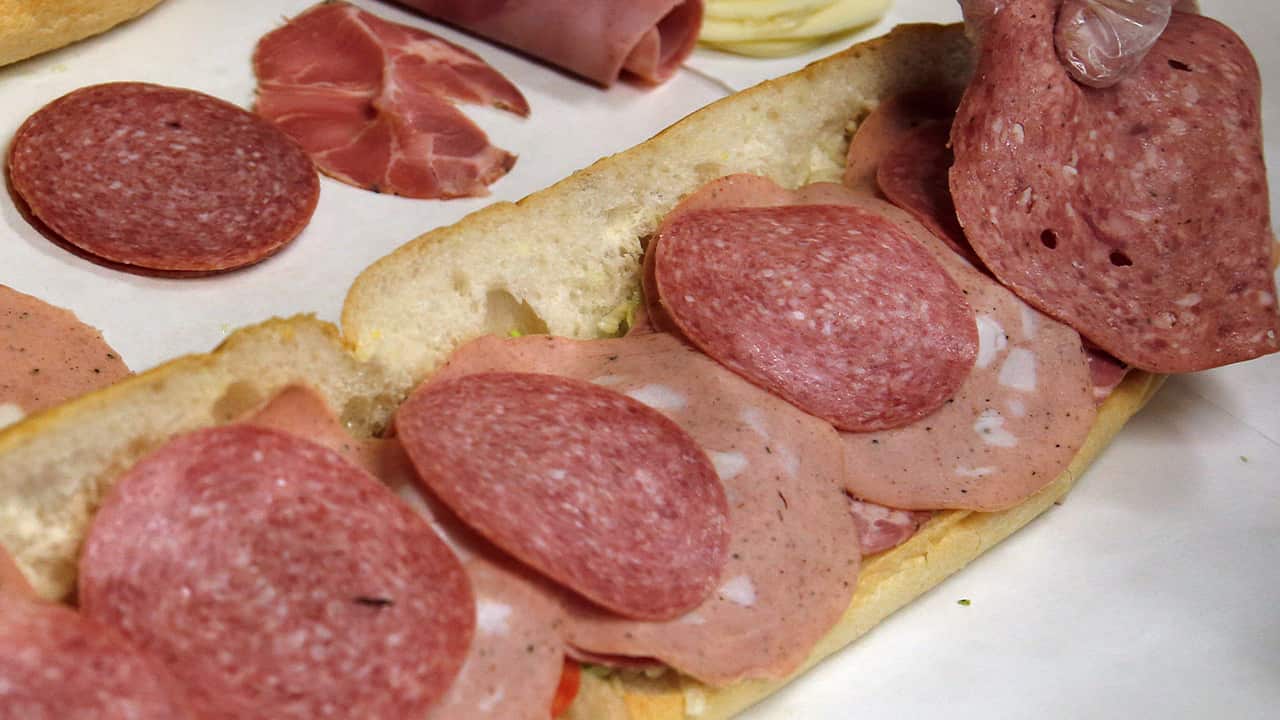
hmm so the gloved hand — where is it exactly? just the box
[959,0,1199,88]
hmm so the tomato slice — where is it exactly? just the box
[550,658,582,717]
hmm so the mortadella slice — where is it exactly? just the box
[845,195,1099,511]
[254,2,527,198]
[0,285,129,430]
[245,386,568,720]
[79,425,475,720]
[431,332,860,685]
[396,371,729,621]
[650,175,977,432]
[0,593,198,720]
[395,0,704,86]
[950,3,1279,372]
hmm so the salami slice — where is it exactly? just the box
[8,82,319,274]
[0,593,198,720]
[877,123,970,256]
[245,386,568,720]
[653,188,977,432]
[79,425,474,720]
[844,93,978,266]
[950,4,1279,372]
[253,2,526,199]
[396,372,729,621]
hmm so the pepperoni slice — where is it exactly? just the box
[653,203,977,432]
[8,82,319,274]
[396,372,730,621]
[79,425,473,720]
[950,4,1279,372]
[0,593,198,720]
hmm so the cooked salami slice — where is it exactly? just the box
[0,593,198,720]
[78,425,473,720]
[653,202,977,432]
[7,83,319,274]
[951,4,1279,372]
[396,371,729,621]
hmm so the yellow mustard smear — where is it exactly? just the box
[700,0,892,57]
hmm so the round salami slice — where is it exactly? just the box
[950,4,1279,372]
[842,92,978,266]
[653,203,977,432]
[8,82,319,274]
[79,425,474,720]
[395,372,729,621]
[0,593,198,720]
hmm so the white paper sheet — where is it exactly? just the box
[1,1,1275,718]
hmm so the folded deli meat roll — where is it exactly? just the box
[394,0,704,85]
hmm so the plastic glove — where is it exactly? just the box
[960,0,1199,88]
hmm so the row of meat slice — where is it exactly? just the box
[15,10,1278,715]
[45,318,871,720]
[27,84,1119,712]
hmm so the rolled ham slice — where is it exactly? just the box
[392,0,704,86]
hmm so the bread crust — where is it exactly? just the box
[0,21,1167,720]
[0,0,165,67]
